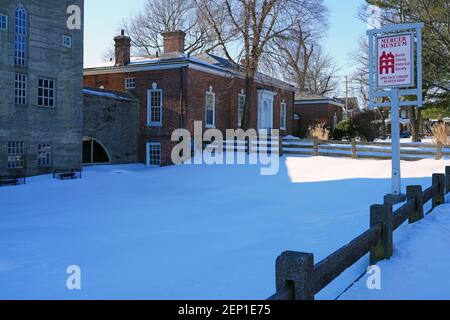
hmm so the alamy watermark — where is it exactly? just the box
[366,265,382,290]
[171,122,280,176]
[66,5,82,30]
[66,265,82,290]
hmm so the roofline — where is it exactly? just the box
[295,99,345,108]
[84,59,296,92]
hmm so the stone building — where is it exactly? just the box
[0,0,84,176]
[83,88,139,165]
[84,30,296,166]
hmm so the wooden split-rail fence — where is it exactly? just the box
[268,167,450,300]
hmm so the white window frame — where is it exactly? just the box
[37,77,56,108]
[205,87,216,128]
[7,142,25,169]
[237,90,246,128]
[147,88,163,127]
[14,4,27,66]
[0,13,8,31]
[14,73,27,105]
[125,78,136,89]
[62,35,72,48]
[280,101,287,130]
[146,142,161,167]
[37,143,52,167]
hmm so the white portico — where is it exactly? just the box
[257,90,277,130]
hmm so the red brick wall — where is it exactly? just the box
[84,67,294,165]
[295,103,343,138]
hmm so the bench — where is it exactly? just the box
[0,175,26,187]
[53,169,82,180]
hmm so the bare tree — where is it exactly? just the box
[121,0,219,56]
[194,0,322,130]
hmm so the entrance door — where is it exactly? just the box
[257,90,276,130]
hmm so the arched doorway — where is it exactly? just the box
[83,137,111,165]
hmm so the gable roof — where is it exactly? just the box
[83,87,138,102]
[84,53,295,92]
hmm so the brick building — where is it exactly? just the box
[294,95,345,138]
[84,31,296,166]
[0,0,84,176]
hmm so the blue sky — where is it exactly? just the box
[84,0,368,95]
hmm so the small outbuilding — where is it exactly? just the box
[294,95,345,138]
[83,88,139,165]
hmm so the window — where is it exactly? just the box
[238,90,246,127]
[205,87,216,128]
[147,87,162,126]
[401,110,407,119]
[14,73,27,105]
[125,78,136,89]
[7,142,25,169]
[280,101,287,130]
[62,35,72,48]
[37,144,51,167]
[38,78,55,107]
[0,13,8,31]
[14,5,27,66]
[147,143,161,167]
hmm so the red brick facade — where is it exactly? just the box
[295,101,344,138]
[84,65,294,166]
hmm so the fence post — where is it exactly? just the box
[445,166,450,194]
[279,133,284,157]
[407,185,424,224]
[313,138,319,156]
[436,141,443,160]
[432,173,446,207]
[370,204,393,265]
[276,251,315,300]
[351,139,357,159]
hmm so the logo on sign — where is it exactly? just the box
[379,51,395,75]
[376,32,414,88]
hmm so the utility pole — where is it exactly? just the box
[345,76,349,120]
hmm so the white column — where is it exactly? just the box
[391,88,401,195]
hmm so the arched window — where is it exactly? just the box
[14,4,27,66]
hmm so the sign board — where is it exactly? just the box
[376,32,414,88]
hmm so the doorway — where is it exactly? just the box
[83,137,111,165]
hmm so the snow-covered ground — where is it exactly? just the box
[341,201,450,300]
[1,156,449,300]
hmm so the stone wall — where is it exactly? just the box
[83,89,139,164]
[0,0,84,176]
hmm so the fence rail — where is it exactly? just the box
[268,167,450,300]
[283,138,449,161]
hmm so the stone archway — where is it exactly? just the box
[82,137,111,165]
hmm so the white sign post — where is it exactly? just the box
[368,23,423,198]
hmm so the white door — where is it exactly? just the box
[257,90,276,130]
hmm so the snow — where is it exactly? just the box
[1,157,449,300]
[82,89,135,101]
[340,201,450,300]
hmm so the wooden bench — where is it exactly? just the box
[53,169,82,180]
[0,175,26,187]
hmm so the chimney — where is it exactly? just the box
[162,30,186,54]
[114,30,131,66]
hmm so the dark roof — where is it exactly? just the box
[82,88,138,102]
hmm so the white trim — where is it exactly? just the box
[205,88,216,128]
[295,100,345,108]
[257,90,276,130]
[146,142,161,167]
[147,88,163,127]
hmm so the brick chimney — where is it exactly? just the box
[162,30,186,54]
[114,30,131,66]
